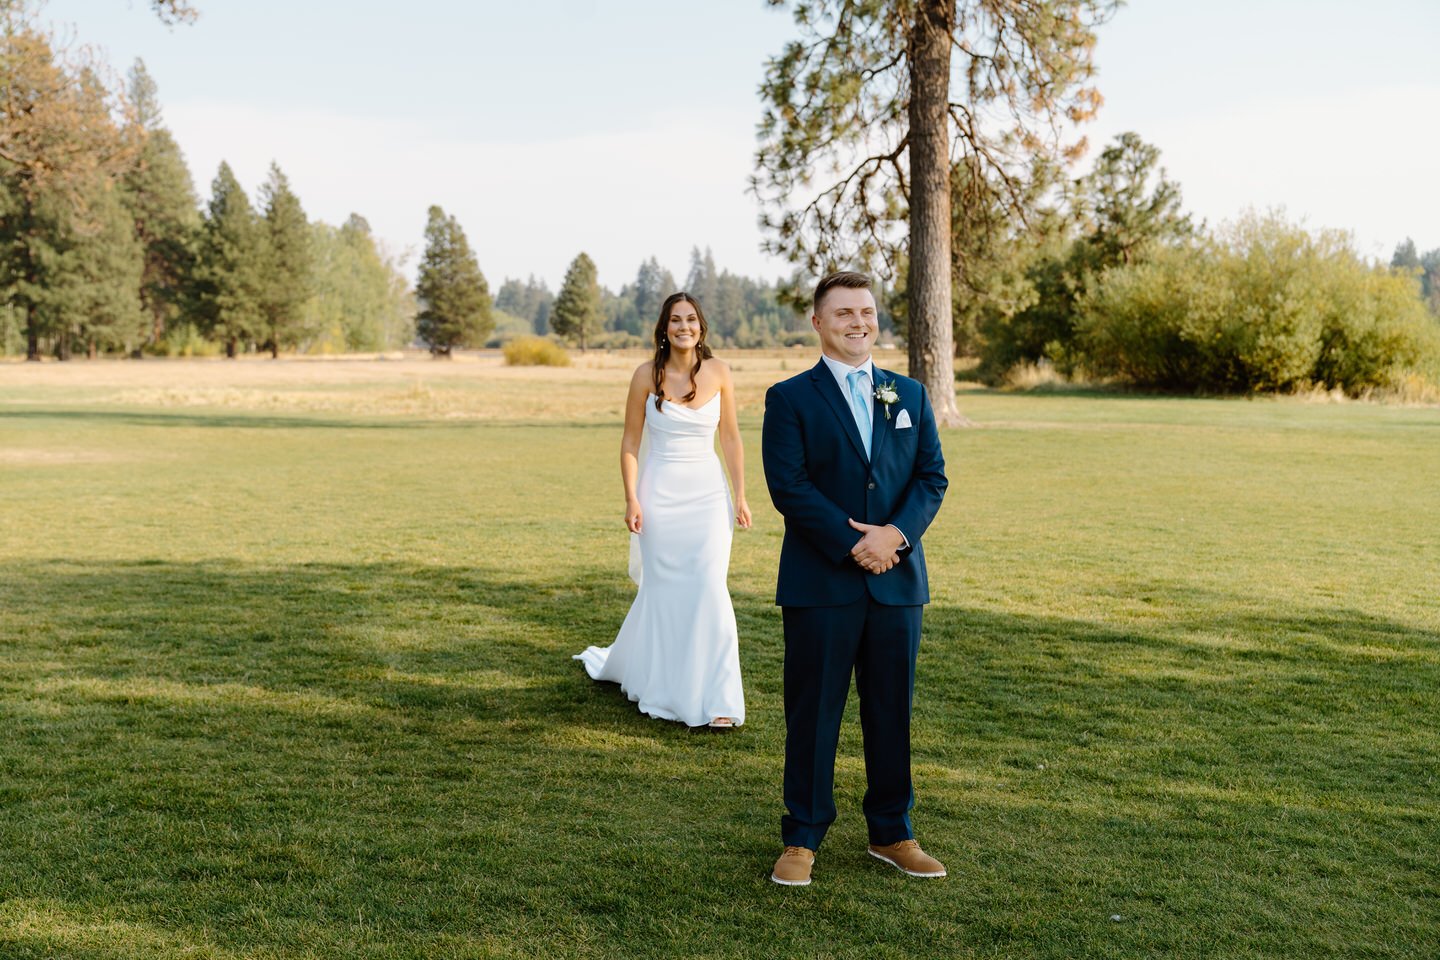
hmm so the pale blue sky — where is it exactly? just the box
[39,0,1440,289]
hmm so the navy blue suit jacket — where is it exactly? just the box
[762,360,948,607]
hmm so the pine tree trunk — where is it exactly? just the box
[906,0,970,427]
[25,303,40,361]
[25,261,41,361]
[88,339,97,360]
[226,337,237,359]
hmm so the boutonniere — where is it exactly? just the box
[873,380,899,420]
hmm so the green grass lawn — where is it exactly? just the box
[1,365,1437,958]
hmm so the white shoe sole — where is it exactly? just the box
[770,872,812,886]
[868,848,946,878]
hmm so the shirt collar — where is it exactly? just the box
[820,352,874,390]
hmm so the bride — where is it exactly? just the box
[574,292,751,728]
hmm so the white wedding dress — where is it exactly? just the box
[574,393,745,727]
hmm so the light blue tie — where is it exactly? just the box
[846,369,873,459]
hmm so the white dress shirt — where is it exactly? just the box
[818,352,909,549]
[819,352,875,437]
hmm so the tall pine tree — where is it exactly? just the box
[756,0,1116,424]
[120,58,199,351]
[65,180,147,358]
[633,256,676,328]
[258,162,313,357]
[193,162,266,357]
[684,247,718,309]
[0,8,137,359]
[551,252,602,352]
[414,205,492,356]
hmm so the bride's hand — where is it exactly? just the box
[626,500,643,534]
[735,498,753,530]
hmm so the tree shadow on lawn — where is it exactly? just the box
[2,559,1436,957]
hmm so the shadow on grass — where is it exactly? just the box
[1,558,1436,958]
[2,555,1435,756]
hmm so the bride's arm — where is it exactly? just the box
[716,363,752,530]
[621,366,650,533]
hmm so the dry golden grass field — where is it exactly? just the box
[0,348,862,421]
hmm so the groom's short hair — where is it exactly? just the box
[813,271,873,315]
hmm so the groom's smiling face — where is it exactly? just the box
[813,287,878,366]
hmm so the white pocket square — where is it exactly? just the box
[894,408,912,429]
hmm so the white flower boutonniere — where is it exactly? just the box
[873,380,899,420]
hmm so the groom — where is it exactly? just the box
[762,271,948,886]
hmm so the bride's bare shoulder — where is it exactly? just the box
[701,356,732,381]
[628,363,654,397]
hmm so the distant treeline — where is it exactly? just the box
[0,12,812,361]
[485,248,892,352]
[0,8,414,360]
[407,208,841,357]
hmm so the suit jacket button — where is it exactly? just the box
[867,481,876,490]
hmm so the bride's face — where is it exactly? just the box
[667,302,702,349]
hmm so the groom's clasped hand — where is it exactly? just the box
[846,517,903,574]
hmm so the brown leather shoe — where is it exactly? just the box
[771,846,815,886]
[868,839,946,878]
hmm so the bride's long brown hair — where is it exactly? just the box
[652,292,712,412]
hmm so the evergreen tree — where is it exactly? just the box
[65,181,148,357]
[633,256,676,328]
[684,247,719,310]
[0,8,137,359]
[414,204,492,355]
[551,252,603,352]
[1390,238,1421,272]
[756,0,1116,424]
[1083,132,1192,266]
[603,284,638,336]
[971,133,1191,379]
[494,274,554,335]
[193,162,266,357]
[1420,248,1440,315]
[258,162,314,357]
[121,58,200,350]
[712,270,748,342]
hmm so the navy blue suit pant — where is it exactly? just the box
[781,595,921,850]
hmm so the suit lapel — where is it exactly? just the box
[869,366,892,465]
[809,361,869,463]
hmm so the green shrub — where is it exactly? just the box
[1313,260,1440,392]
[502,336,569,367]
[1074,211,1440,394]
